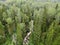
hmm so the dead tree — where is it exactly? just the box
[23,20,34,45]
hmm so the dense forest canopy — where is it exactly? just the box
[0,0,60,45]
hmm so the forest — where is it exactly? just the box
[0,0,60,45]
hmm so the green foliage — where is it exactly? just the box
[6,18,13,24]
[17,23,25,45]
[0,0,60,45]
